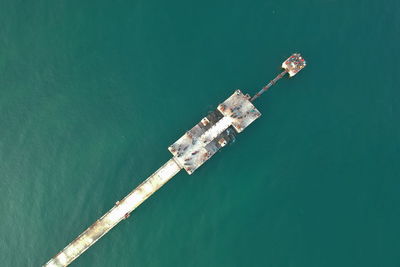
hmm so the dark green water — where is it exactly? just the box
[1,1,399,266]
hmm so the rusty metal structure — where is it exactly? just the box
[251,53,306,101]
[44,53,306,267]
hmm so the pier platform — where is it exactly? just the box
[169,90,260,174]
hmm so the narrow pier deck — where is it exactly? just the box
[44,158,182,267]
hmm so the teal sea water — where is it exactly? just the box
[1,1,399,266]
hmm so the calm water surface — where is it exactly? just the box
[0,1,399,266]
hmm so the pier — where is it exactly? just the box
[44,159,182,267]
[44,53,306,267]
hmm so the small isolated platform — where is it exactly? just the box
[169,90,260,174]
[282,53,306,77]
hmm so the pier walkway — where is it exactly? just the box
[44,158,182,267]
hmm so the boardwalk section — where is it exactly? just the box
[44,158,182,267]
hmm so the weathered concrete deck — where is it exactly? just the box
[217,90,261,133]
[44,158,182,267]
[169,90,261,174]
[169,116,233,174]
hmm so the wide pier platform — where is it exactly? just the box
[169,90,260,174]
